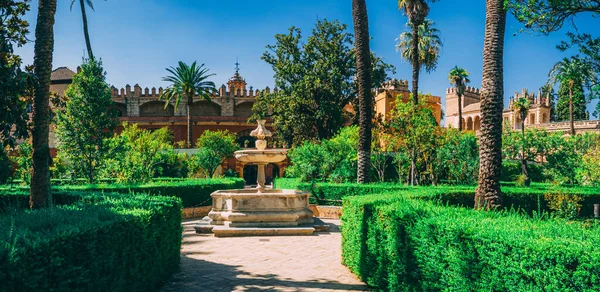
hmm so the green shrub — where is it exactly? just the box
[0,148,11,184]
[0,193,182,291]
[501,160,548,183]
[0,178,244,209]
[286,126,358,183]
[342,191,600,291]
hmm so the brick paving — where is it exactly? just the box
[161,219,370,292]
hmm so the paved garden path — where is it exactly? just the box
[161,219,370,292]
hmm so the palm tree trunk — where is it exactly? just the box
[569,86,575,135]
[475,0,506,210]
[187,95,194,148]
[352,0,372,184]
[521,125,530,186]
[458,93,463,131]
[30,0,57,209]
[79,0,94,60]
[411,23,420,104]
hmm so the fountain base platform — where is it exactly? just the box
[194,189,328,237]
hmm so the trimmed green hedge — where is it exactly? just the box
[0,192,182,291]
[276,178,600,216]
[342,191,600,291]
[0,178,244,209]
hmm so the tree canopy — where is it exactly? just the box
[0,1,31,148]
[255,19,394,146]
[54,59,119,183]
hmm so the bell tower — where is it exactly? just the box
[227,58,247,96]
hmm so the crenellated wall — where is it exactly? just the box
[109,83,276,118]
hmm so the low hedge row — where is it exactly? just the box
[0,192,182,291]
[0,178,244,209]
[342,191,600,291]
[275,178,600,216]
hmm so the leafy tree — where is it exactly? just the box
[160,61,216,147]
[189,130,238,178]
[0,1,31,149]
[0,147,11,184]
[70,0,104,60]
[396,19,443,103]
[286,126,359,183]
[352,0,372,184]
[54,59,118,183]
[548,56,597,135]
[102,123,178,183]
[510,0,599,35]
[545,134,581,185]
[577,144,600,186]
[257,19,393,146]
[11,140,32,184]
[511,1,600,111]
[437,128,479,185]
[475,0,506,210]
[556,80,587,122]
[448,66,470,131]
[397,0,439,104]
[385,95,438,185]
[30,0,58,209]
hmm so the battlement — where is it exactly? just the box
[507,88,550,108]
[110,84,277,99]
[446,86,481,95]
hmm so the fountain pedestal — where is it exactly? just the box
[194,120,321,237]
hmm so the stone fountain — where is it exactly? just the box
[194,120,319,237]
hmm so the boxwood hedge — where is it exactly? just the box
[0,192,182,291]
[342,190,600,291]
[0,178,244,209]
[276,178,600,216]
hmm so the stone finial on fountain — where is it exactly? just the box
[250,120,272,150]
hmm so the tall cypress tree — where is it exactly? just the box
[556,81,586,122]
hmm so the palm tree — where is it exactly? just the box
[71,0,103,60]
[397,0,439,104]
[474,0,507,210]
[160,61,216,148]
[448,66,470,131]
[352,0,373,184]
[548,56,596,136]
[513,97,531,187]
[30,0,58,209]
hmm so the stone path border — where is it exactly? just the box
[161,219,370,292]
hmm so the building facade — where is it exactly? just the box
[49,66,286,184]
[444,87,576,133]
[374,79,442,124]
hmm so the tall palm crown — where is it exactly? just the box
[160,61,216,147]
[513,97,530,126]
[70,0,104,60]
[548,56,596,135]
[398,0,438,104]
[396,19,442,73]
[448,66,470,131]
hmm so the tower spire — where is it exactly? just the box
[235,56,240,73]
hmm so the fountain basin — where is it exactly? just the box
[234,149,288,163]
[208,189,314,228]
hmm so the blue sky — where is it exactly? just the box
[14,0,599,115]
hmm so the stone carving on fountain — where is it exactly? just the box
[194,120,326,237]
